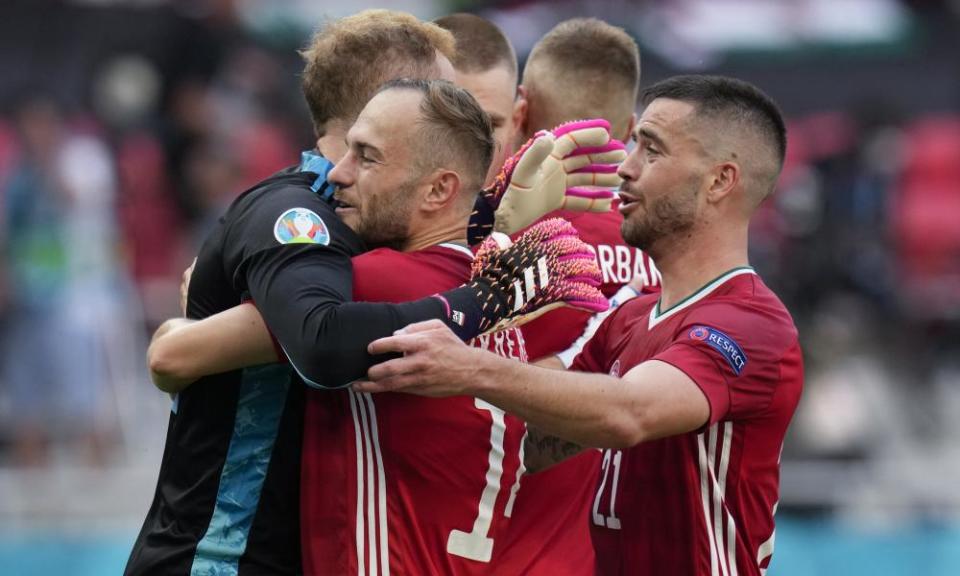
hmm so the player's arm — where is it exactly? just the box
[523,426,585,473]
[361,322,710,449]
[148,303,278,393]
[231,192,603,389]
[480,358,709,448]
[212,134,606,389]
[223,185,462,389]
[520,355,584,472]
[519,285,640,471]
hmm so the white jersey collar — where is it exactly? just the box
[648,267,755,329]
[437,242,474,259]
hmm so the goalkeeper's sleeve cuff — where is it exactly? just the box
[433,281,508,341]
[431,293,479,342]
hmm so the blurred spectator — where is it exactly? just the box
[116,132,185,329]
[0,98,122,467]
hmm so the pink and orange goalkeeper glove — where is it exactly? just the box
[464,218,608,334]
[480,119,626,236]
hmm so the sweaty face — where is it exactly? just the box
[617,98,707,254]
[329,90,425,249]
[454,65,517,186]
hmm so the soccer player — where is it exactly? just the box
[517,18,657,360]
[360,75,803,576]
[145,80,611,574]
[123,14,456,576]
[493,20,655,574]
[125,13,603,576]
[434,13,525,186]
[299,79,529,576]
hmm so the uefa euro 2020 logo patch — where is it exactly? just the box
[274,208,330,245]
[689,325,747,375]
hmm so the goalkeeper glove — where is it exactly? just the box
[471,119,626,238]
[438,218,608,337]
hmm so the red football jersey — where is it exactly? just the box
[573,267,803,576]
[300,244,530,575]
[493,204,660,575]
[519,203,661,361]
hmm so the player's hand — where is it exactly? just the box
[468,217,608,334]
[180,257,196,317]
[484,119,626,235]
[355,320,482,397]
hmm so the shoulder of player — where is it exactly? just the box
[224,172,362,249]
[683,289,798,354]
[230,171,336,216]
[720,273,795,325]
[353,247,406,273]
[353,245,471,278]
[606,289,660,324]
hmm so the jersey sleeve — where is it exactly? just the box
[568,304,618,374]
[652,301,797,425]
[220,182,457,388]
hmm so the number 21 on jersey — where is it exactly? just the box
[592,448,623,529]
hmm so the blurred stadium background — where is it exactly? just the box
[0,0,958,574]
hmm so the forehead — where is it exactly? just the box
[350,89,422,143]
[454,66,515,118]
[637,98,697,138]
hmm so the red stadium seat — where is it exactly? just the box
[890,115,960,318]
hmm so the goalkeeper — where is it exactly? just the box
[125,12,615,576]
[146,78,625,575]
[129,72,620,576]
[147,106,621,393]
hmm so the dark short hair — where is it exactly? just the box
[379,78,494,193]
[641,75,787,168]
[300,10,456,136]
[434,13,517,77]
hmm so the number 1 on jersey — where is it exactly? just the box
[447,399,519,562]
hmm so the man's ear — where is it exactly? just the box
[622,113,638,144]
[706,162,740,204]
[514,86,529,144]
[422,170,462,212]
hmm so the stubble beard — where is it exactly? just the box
[621,190,698,258]
[357,178,417,250]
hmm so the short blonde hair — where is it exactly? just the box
[523,18,639,139]
[434,13,517,79]
[301,10,456,136]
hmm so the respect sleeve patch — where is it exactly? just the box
[688,325,747,375]
[274,208,331,245]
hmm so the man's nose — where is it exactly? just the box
[328,153,355,188]
[617,151,638,182]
